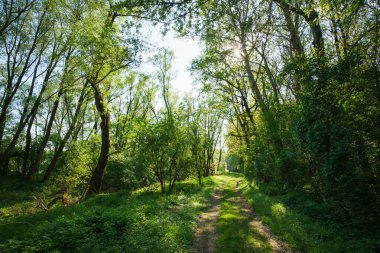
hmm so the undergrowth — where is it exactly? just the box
[0,176,225,253]
[240,178,380,253]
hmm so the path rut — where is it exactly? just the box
[235,181,292,253]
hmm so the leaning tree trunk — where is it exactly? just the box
[85,83,110,197]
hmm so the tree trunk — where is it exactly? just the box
[22,114,36,177]
[274,1,324,57]
[85,83,110,197]
[0,96,12,145]
[282,5,304,56]
[308,10,325,57]
[241,42,268,112]
[197,169,202,185]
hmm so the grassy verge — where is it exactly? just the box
[216,177,271,253]
[0,176,225,253]
[239,178,379,253]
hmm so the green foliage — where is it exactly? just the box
[225,153,244,173]
[136,114,194,192]
[246,52,380,230]
[102,153,155,191]
[43,140,96,201]
[102,154,138,191]
[295,53,380,225]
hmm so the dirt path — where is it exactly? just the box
[235,180,292,253]
[191,177,291,253]
[191,183,226,253]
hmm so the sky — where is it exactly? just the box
[138,24,202,97]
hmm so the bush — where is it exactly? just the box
[102,153,155,191]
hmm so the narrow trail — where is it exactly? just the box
[191,182,226,253]
[191,176,292,253]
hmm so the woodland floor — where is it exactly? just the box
[192,176,292,253]
[1,174,376,252]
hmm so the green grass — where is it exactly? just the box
[3,174,377,253]
[0,176,226,253]
[239,179,380,253]
[0,176,46,217]
[216,177,271,253]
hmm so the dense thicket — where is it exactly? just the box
[189,0,379,232]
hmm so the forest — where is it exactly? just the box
[0,0,379,252]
